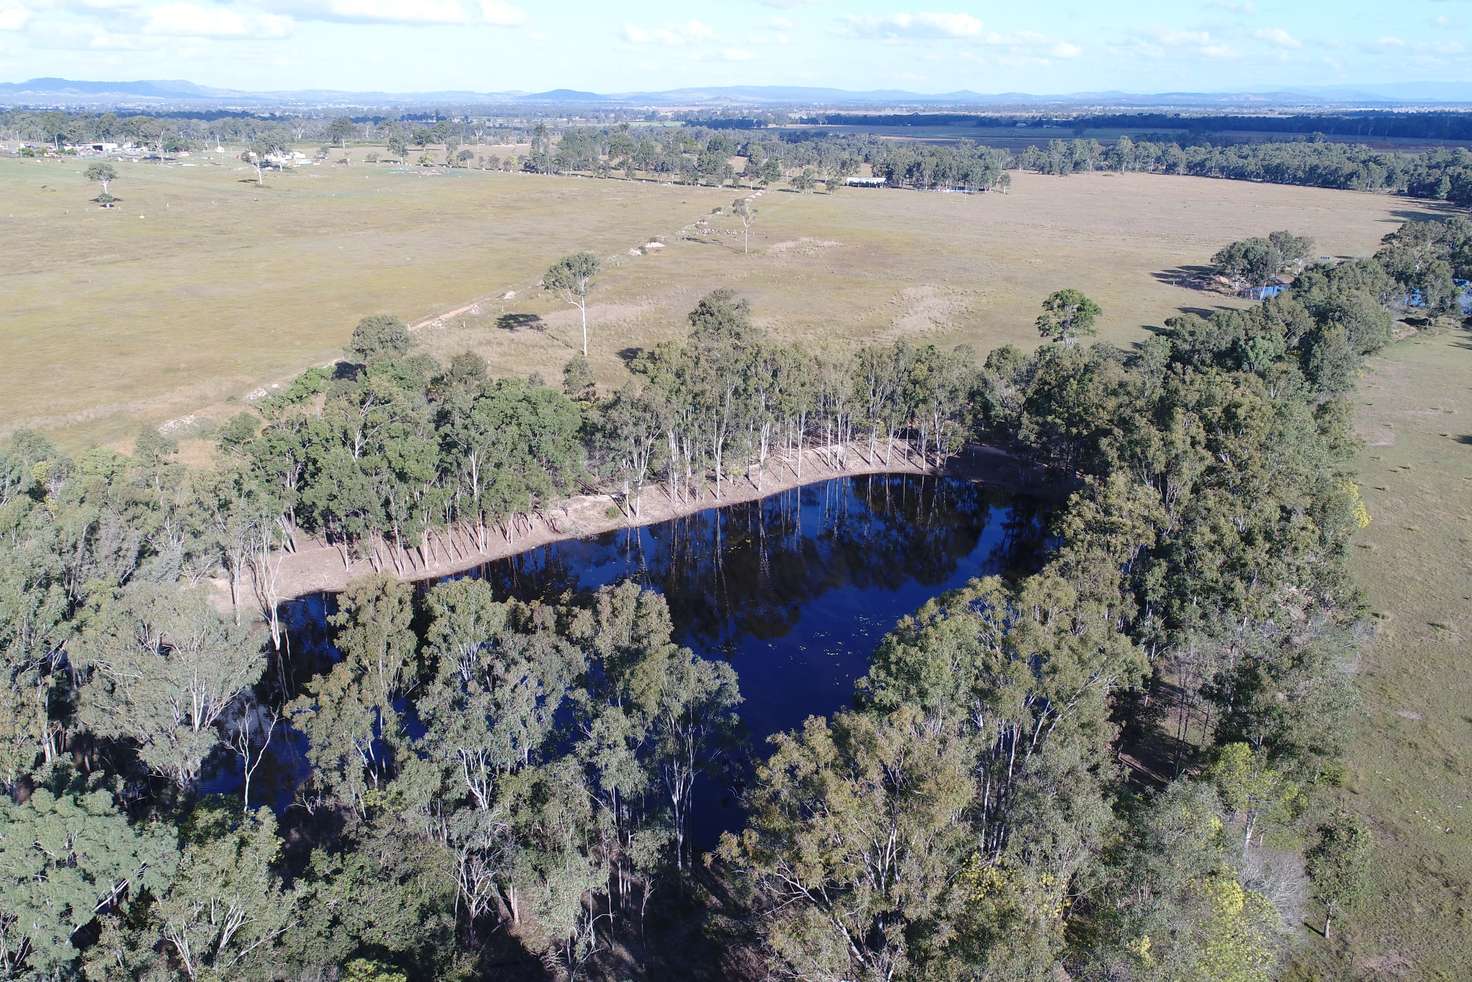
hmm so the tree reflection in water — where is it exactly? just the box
[465,474,1049,844]
[270,475,1048,844]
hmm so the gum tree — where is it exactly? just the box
[543,252,601,357]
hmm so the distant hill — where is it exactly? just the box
[522,89,609,102]
[2,77,1471,110]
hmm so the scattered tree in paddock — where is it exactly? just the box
[240,138,284,186]
[345,313,412,363]
[84,161,116,205]
[1035,288,1102,344]
[732,196,757,254]
[543,252,601,357]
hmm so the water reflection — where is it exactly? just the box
[245,475,1048,845]
[461,474,1048,844]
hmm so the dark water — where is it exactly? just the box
[219,474,1048,845]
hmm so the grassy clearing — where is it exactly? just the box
[1295,326,1472,980]
[1,159,1426,455]
[0,153,727,448]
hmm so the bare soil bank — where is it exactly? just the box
[247,441,1054,604]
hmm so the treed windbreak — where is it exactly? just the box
[0,216,1466,978]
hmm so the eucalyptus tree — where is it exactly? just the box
[685,289,763,495]
[240,138,284,186]
[862,571,1146,862]
[732,196,757,254]
[591,385,668,519]
[1035,288,1102,344]
[903,343,975,466]
[543,252,601,357]
[0,785,177,979]
[719,705,975,982]
[1306,815,1372,940]
[152,804,301,980]
[413,579,586,929]
[0,434,70,791]
[1087,780,1282,981]
[436,376,584,549]
[287,575,416,815]
[84,161,116,205]
[72,582,264,789]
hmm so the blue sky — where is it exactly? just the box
[0,1,1468,93]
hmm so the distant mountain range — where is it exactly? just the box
[3,76,1472,110]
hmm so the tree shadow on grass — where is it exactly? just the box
[496,312,545,332]
[1382,204,1462,224]
[1152,263,1218,290]
[615,346,645,366]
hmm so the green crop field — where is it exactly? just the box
[0,156,1432,454]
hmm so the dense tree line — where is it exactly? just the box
[1020,136,1472,206]
[869,142,1011,192]
[808,111,1472,143]
[2,218,1466,978]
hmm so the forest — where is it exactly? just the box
[4,210,1467,979]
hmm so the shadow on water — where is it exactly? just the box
[227,474,1051,848]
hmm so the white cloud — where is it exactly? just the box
[1375,35,1407,48]
[722,47,754,61]
[256,0,525,27]
[0,1,31,31]
[478,0,523,26]
[1209,0,1257,12]
[142,3,293,39]
[89,30,165,48]
[1253,27,1301,49]
[844,12,984,41]
[1149,28,1212,48]
[1050,40,1081,58]
[1125,27,1241,60]
[622,19,714,46]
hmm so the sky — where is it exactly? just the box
[0,0,1468,94]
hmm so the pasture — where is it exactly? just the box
[0,156,1427,450]
[1301,326,1472,979]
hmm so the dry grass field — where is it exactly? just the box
[1291,326,1472,981]
[0,158,1430,453]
